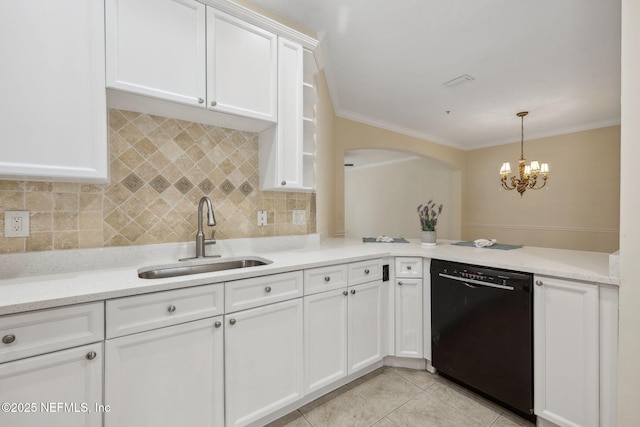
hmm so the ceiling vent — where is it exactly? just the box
[442,74,475,88]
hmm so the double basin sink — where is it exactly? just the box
[138,256,272,279]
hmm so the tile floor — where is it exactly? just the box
[267,367,536,427]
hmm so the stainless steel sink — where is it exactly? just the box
[138,257,272,279]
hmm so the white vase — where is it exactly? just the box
[421,230,437,247]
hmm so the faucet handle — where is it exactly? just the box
[205,230,217,245]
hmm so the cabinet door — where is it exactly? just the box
[304,289,348,393]
[207,9,277,121]
[275,37,304,188]
[106,0,206,106]
[104,317,224,427]
[348,280,384,373]
[0,343,103,427]
[395,278,423,359]
[0,0,107,182]
[534,277,599,427]
[225,299,303,427]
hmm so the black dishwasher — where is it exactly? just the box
[430,259,534,421]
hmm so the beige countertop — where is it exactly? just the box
[0,236,618,316]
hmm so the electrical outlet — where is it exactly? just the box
[257,210,267,226]
[292,210,306,226]
[4,211,30,237]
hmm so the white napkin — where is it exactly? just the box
[474,238,497,248]
[376,235,394,243]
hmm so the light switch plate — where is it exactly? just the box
[292,210,306,226]
[4,211,30,237]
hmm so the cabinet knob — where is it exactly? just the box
[364,269,370,275]
[324,276,331,282]
[343,291,348,296]
[210,100,217,107]
[398,281,403,286]
[229,318,236,325]
[86,351,97,360]
[214,321,222,328]
[350,289,356,295]
[2,334,16,344]
[535,280,543,286]
[407,265,412,270]
[167,305,177,313]
[198,98,204,104]
[281,181,287,186]
[265,286,272,293]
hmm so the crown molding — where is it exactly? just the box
[203,0,319,50]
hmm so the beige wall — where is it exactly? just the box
[0,110,315,253]
[313,70,336,238]
[463,126,620,252]
[334,117,467,236]
[344,157,461,240]
[617,0,640,424]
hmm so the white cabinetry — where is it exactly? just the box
[259,40,319,191]
[224,298,303,427]
[348,280,385,372]
[104,285,224,427]
[207,9,277,121]
[0,0,107,182]
[106,0,276,126]
[534,276,618,427]
[304,260,385,394]
[394,257,423,359]
[106,0,206,106]
[0,303,105,427]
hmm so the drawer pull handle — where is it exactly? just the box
[343,291,348,296]
[167,305,177,313]
[198,98,204,104]
[398,281,403,286]
[535,280,543,286]
[229,318,236,325]
[265,286,272,293]
[2,334,16,344]
[86,351,97,360]
[324,276,331,282]
[214,321,222,328]
[211,100,217,107]
[364,269,370,275]
[351,289,356,295]
[407,265,412,270]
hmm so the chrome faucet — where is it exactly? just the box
[181,196,219,261]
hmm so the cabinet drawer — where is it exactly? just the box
[106,283,223,338]
[304,263,348,295]
[395,257,423,278]
[348,259,383,286]
[0,302,104,363]
[225,271,303,313]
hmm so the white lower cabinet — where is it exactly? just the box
[534,276,600,427]
[225,299,303,427]
[394,278,423,359]
[304,288,349,393]
[0,342,103,427]
[104,316,224,427]
[348,280,385,373]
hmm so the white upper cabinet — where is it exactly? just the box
[106,0,207,106]
[0,0,108,183]
[207,9,277,121]
[106,0,277,123]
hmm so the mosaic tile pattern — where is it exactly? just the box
[0,109,316,253]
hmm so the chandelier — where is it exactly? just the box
[499,111,549,196]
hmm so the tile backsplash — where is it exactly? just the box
[0,109,315,253]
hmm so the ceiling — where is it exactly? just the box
[247,0,621,150]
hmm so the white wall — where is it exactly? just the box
[344,154,461,240]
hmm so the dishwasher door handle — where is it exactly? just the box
[438,273,514,291]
